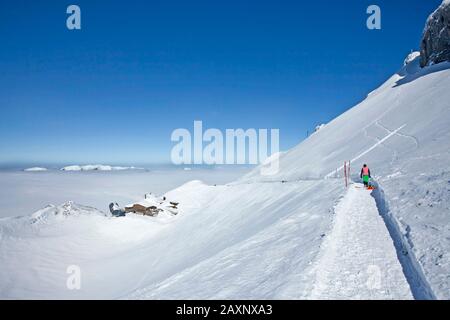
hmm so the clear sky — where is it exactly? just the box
[0,0,443,166]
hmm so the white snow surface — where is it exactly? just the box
[308,184,412,300]
[0,55,449,299]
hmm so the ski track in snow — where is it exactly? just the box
[375,120,420,149]
[308,183,413,300]
[363,127,399,167]
[325,124,406,179]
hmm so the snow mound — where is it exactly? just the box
[168,180,207,191]
[164,180,214,212]
[30,202,108,224]
[260,151,285,166]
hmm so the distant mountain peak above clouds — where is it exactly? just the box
[60,164,143,171]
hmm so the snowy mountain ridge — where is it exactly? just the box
[61,165,144,171]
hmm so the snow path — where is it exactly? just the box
[309,184,413,299]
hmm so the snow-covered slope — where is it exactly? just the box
[0,180,345,299]
[243,56,450,182]
[241,55,450,298]
[0,55,449,299]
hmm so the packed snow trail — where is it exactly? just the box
[309,183,413,299]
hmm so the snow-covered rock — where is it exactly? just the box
[420,0,450,67]
[404,51,421,66]
[313,123,326,134]
[24,167,47,172]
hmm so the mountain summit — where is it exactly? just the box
[421,0,450,67]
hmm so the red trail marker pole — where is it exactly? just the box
[344,161,348,188]
[348,160,351,184]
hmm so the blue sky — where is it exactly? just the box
[0,0,443,166]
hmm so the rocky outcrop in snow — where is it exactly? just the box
[420,0,450,67]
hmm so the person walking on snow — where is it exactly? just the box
[360,164,371,188]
